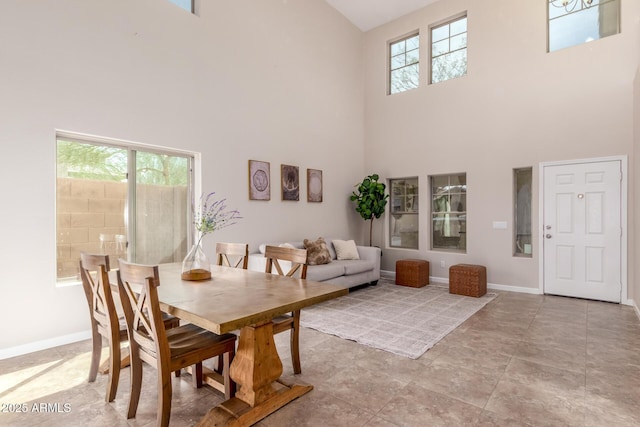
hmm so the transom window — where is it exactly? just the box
[389,33,420,95]
[431,15,467,84]
[431,173,466,251]
[56,135,193,284]
[548,0,620,52]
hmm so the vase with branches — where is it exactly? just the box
[181,192,242,280]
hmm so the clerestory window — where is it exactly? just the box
[548,0,620,52]
[430,14,467,84]
[389,33,420,95]
[167,0,194,13]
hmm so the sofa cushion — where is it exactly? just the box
[341,259,375,275]
[306,263,346,282]
[332,239,360,260]
[303,237,332,265]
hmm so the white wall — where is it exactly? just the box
[0,0,364,353]
[363,0,640,291]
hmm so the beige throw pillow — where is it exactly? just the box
[303,238,332,265]
[332,239,360,260]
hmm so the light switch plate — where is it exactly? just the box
[492,221,507,229]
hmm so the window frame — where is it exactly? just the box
[430,173,467,252]
[55,132,197,286]
[547,0,621,52]
[429,13,468,85]
[388,177,420,250]
[388,31,420,95]
[513,167,533,258]
[168,0,194,13]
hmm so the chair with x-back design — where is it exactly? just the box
[263,245,308,374]
[216,242,249,270]
[117,259,237,427]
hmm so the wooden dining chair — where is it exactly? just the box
[263,245,308,375]
[79,252,180,403]
[117,259,237,427]
[216,242,249,269]
[79,252,126,403]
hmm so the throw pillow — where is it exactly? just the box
[332,239,360,260]
[303,237,332,265]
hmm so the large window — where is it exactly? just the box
[389,33,420,95]
[548,0,620,52]
[431,173,466,251]
[56,135,193,283]
[431,15,467,84]
[389,177,419,249]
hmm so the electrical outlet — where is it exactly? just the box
[440,260,445,268]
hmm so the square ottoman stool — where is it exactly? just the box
[449,264,487,297]
[396,259,430,288]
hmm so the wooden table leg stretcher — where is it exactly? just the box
[197,321,312,426]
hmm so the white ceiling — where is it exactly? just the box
[324,0,441,32]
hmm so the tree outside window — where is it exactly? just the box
[431,15,467,84]
[389,33,420,95]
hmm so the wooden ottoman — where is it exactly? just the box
[396,259,429,288]
[449,264,487,297]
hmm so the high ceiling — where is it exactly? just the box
[324,0,441,32]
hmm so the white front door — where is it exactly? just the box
[543,160,622,303]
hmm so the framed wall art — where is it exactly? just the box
[307,168,323,202]
[281,164,299,201]
[248,160,270,200]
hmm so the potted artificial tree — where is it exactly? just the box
[350,174,389,246]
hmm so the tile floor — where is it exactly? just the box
[1,284,640,426]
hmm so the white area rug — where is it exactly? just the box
[300,278,497,359]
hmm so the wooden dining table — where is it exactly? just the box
[125,262,348,426]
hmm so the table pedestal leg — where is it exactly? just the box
[231,322,283,406]
[196,321,313,427]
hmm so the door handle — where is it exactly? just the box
[545,234,552,239]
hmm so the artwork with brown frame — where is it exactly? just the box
[281,164,299,201]
[248,160,270,200]
[307,169,323,202]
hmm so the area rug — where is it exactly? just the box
[300,278,497,359]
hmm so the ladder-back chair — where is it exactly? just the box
[263,245,308,374]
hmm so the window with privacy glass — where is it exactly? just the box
[56,136,193,284]
[548,0,619,52]
[431,15,467,84]
[389,33,420,95]
[168,0,194,13]
[431,173,466,251]
[389,177,419,249]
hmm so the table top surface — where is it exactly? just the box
[115,263,348,334]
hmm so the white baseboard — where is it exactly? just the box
[631,299,640,321]
[0,330,91,360]
[381,270,542,295]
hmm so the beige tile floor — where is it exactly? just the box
[1,285,640,426]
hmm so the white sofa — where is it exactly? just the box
[247,239,381,289]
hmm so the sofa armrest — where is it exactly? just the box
[356,245,381,277]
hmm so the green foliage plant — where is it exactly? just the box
[350,174,389,246]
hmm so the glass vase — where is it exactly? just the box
[181,239,212,281]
